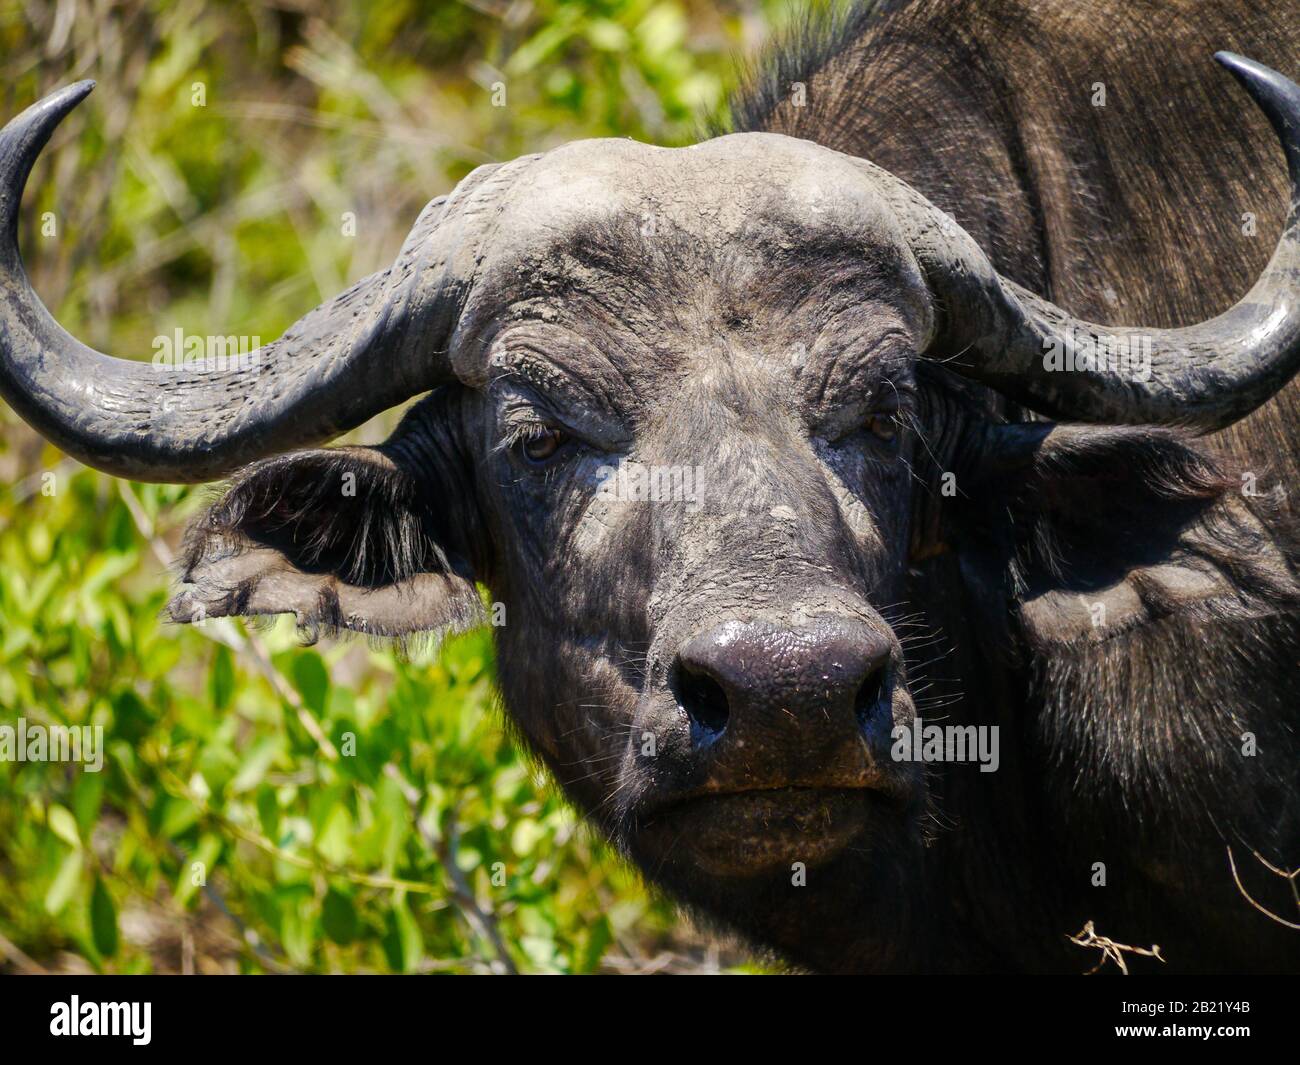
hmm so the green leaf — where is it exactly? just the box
[579,916,613,974]
[48,804,81,850]
[520,933,561,972]
[110,690,154,744]
[44,851,83,915]
[586,19,629,51]
[158,795,200,837]
[321,887,359,945]
[511,819,545,856]
[174,834,222,908]
[291,652,330,715]
[231,736,282,794]
[382,900,423,973]
[72,773,106,835]
[315,802,354,866]
[637,4,687,58]
[210,644,236,710]
[90,877,119,957]
[256,787,280,839]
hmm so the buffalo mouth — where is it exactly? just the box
[633,786,897,878]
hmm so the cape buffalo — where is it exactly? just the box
[2,0,1298,973]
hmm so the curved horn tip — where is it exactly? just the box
[58,79,96,107]
[0,81,96,253]
[12,80,96,133]
[1213,53,1300,173]
[0,79,97,178]
[0,80,96,158]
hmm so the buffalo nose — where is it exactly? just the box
[672,616,895,756]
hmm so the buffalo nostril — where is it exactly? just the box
[854,664,893,730]
[674,663,731,739]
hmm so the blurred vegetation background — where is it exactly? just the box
[0,0,789,974]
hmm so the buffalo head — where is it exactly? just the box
[2,54,1298,969]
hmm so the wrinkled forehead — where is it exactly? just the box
[452,133,933,370]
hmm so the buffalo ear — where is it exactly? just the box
[167,446,485,642]
[953,423,1299,647]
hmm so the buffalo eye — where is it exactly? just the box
[521,426,569,463]
[864,413,898,444]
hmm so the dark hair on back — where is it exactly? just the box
[711,0,895,137]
